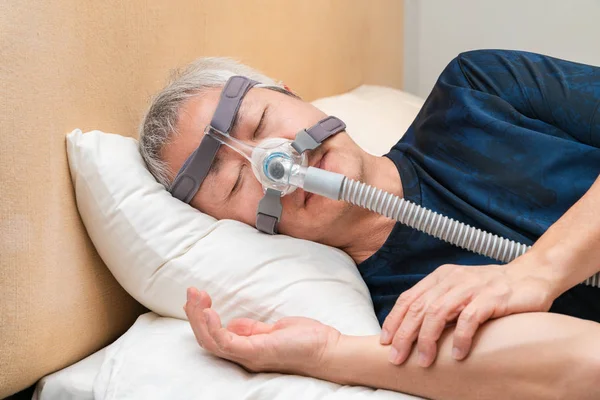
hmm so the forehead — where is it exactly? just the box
[163,89,247,179]
[164,87,284,178]
[164,87,271,210]
[163,85,302,191]
[165,89,219,176]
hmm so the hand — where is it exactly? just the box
[380,261,555,367]
[184,287,341,375]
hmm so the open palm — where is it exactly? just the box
[184,287,341,374]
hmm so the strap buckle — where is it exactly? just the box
[256,188,283,234]
[291,116,346,154]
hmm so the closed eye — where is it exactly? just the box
[253,105,268,139]
[230,164,246,196]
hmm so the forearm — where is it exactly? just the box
[522,175,600,296]
[313,313,600,400]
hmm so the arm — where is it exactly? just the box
[437,49,600,286]
[381,50,600,367]
[382,175,600,368]
[185,288,600,400]
[524,175,600,295]
[318,313,600,400]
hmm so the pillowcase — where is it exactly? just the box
[66,86,422,335]
[312,85,424,155]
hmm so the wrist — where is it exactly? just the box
[310,333,354,385]
[511,247,572,300]
[289,330,344,380]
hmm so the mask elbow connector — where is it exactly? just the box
[263,156,345,200]
[302,167,345,200]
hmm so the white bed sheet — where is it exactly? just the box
[33,347,106,400]
[33,314,423,400]
[93,312,421,400]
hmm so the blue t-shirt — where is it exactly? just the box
[358,50,600,326]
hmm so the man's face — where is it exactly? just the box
[161,87,368,243]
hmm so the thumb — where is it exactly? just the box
[227,318,274,336]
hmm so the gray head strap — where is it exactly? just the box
[169,135,221,203]
[170,76,258,203]
[168,76,345,236]
[291,116,346,154]
[256,188,283,234]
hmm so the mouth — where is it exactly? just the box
[304,191,312,205]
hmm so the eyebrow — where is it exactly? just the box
[207,153,222,178]
[229,105,246,138]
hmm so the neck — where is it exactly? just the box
[337,155,403,264]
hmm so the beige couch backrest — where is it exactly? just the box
[0,1,403,396]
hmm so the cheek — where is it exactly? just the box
[230,179,265,225]
[194,180,264,226]
[321,135,364,181]
[278,197,349,242]
[334,151,363,181]
[269,102,327,141]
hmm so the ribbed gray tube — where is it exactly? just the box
[339,177,600,288]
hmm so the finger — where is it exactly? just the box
[185,298,219,352]
[184,288,212,323]
[227,318,274,336]
[204,309,256,360]
[452,298,496,361]
[381,277,439,345]
[186,287,212,309]
[274,316,317,329]
[390,283,452,365]
[381,265,459,345]
[416,286,473,367]
[198,290,213,308]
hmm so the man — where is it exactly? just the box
[140,51,600,399]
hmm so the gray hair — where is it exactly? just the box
[139,57,285,189]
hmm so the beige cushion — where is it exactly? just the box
[0,1,404,396]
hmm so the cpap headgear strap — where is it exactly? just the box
[169,75,346,234]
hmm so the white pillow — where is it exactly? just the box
[67,130,378,335]
[313,85,424,155]
[66,86,422,336]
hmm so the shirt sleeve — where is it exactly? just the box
[436,50,600,148]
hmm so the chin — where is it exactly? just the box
[305,186,351,223]
[319,148,362,183]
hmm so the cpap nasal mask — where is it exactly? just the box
[169,76,599,288]
[205,128,308,196]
